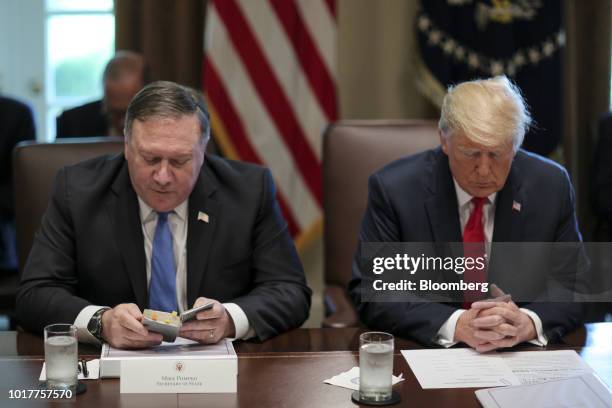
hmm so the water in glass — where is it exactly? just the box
[359,341,393,401]
[45,335,77,390]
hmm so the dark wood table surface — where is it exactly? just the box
[0,324,609,407]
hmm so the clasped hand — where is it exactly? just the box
[454,285,537,353]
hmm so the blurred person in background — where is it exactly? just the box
[0,95,35,275]
[56,50,149,138]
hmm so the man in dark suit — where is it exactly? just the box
[0,96,35,275]
[17,81,311,349]
[56,51,148,138]
[593,112,612,241]
[589,113,612,320]
[349,76,585,351]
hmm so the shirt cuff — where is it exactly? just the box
[434,309,465,347]
[520,308,548,346]
[223,303,255,340]
[73,305,107,345]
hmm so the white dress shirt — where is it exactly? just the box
[434,180,547,347]
[74,197,254,344]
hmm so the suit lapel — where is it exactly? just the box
[489,159,524,284]
[109,161,148,308]
[186,162,219,306]
[424,151,462,243]
[492,162,523,243]
[424,151,463,284]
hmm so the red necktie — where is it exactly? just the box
[462,197,487,308]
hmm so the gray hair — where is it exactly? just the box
[124,81,210,143]
[438,75,531,151]
[103,50,151,85]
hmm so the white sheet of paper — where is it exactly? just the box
[475,373,612,408]
[401,349,596,390]
[401,349,520,389]
[323,367,404,391]
[499,350,594,385]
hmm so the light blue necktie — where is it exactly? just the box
[149,212,178,312]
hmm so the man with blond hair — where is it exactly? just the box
[349,76,584,351]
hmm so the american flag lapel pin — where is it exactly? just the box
[197,211,209,223]
[512,200,522,212]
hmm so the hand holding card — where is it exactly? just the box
[142,302,214,342]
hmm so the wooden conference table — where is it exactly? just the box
[0,324,610,407]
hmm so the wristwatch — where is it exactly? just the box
[87,308,109,343]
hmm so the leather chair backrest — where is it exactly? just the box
[13,137,124,270]
[323,120,440,288]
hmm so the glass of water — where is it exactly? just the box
[359,331,394,402]
[44,324,78,391]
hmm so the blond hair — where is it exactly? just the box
[438,76,531,151]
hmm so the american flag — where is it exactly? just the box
[203,0,337,248]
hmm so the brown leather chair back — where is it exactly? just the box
[13,138,124,270]
[323,120,440,294]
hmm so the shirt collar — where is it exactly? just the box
[452,179,497,208]
[137,196,188,223]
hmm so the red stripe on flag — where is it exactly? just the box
[324,0,336,19]
[204,57,301,236]
[213,0,323,205]
[204,58,260,164]
[269,0,338,121]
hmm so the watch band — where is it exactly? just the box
[88,307,109,343]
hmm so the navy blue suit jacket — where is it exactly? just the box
[349,147,585,345]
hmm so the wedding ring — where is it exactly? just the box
[209,329,215,339]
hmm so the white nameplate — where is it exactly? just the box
[120,358,237,393]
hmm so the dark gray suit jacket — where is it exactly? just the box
[16,153,311,341]
[349,147,585,345]
[56,100,108,138]
[0,96,35,271]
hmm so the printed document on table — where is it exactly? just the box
[401,349,520,389]
[499,350,594,385]
[401,349,594,389]
[475,373,612,408]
